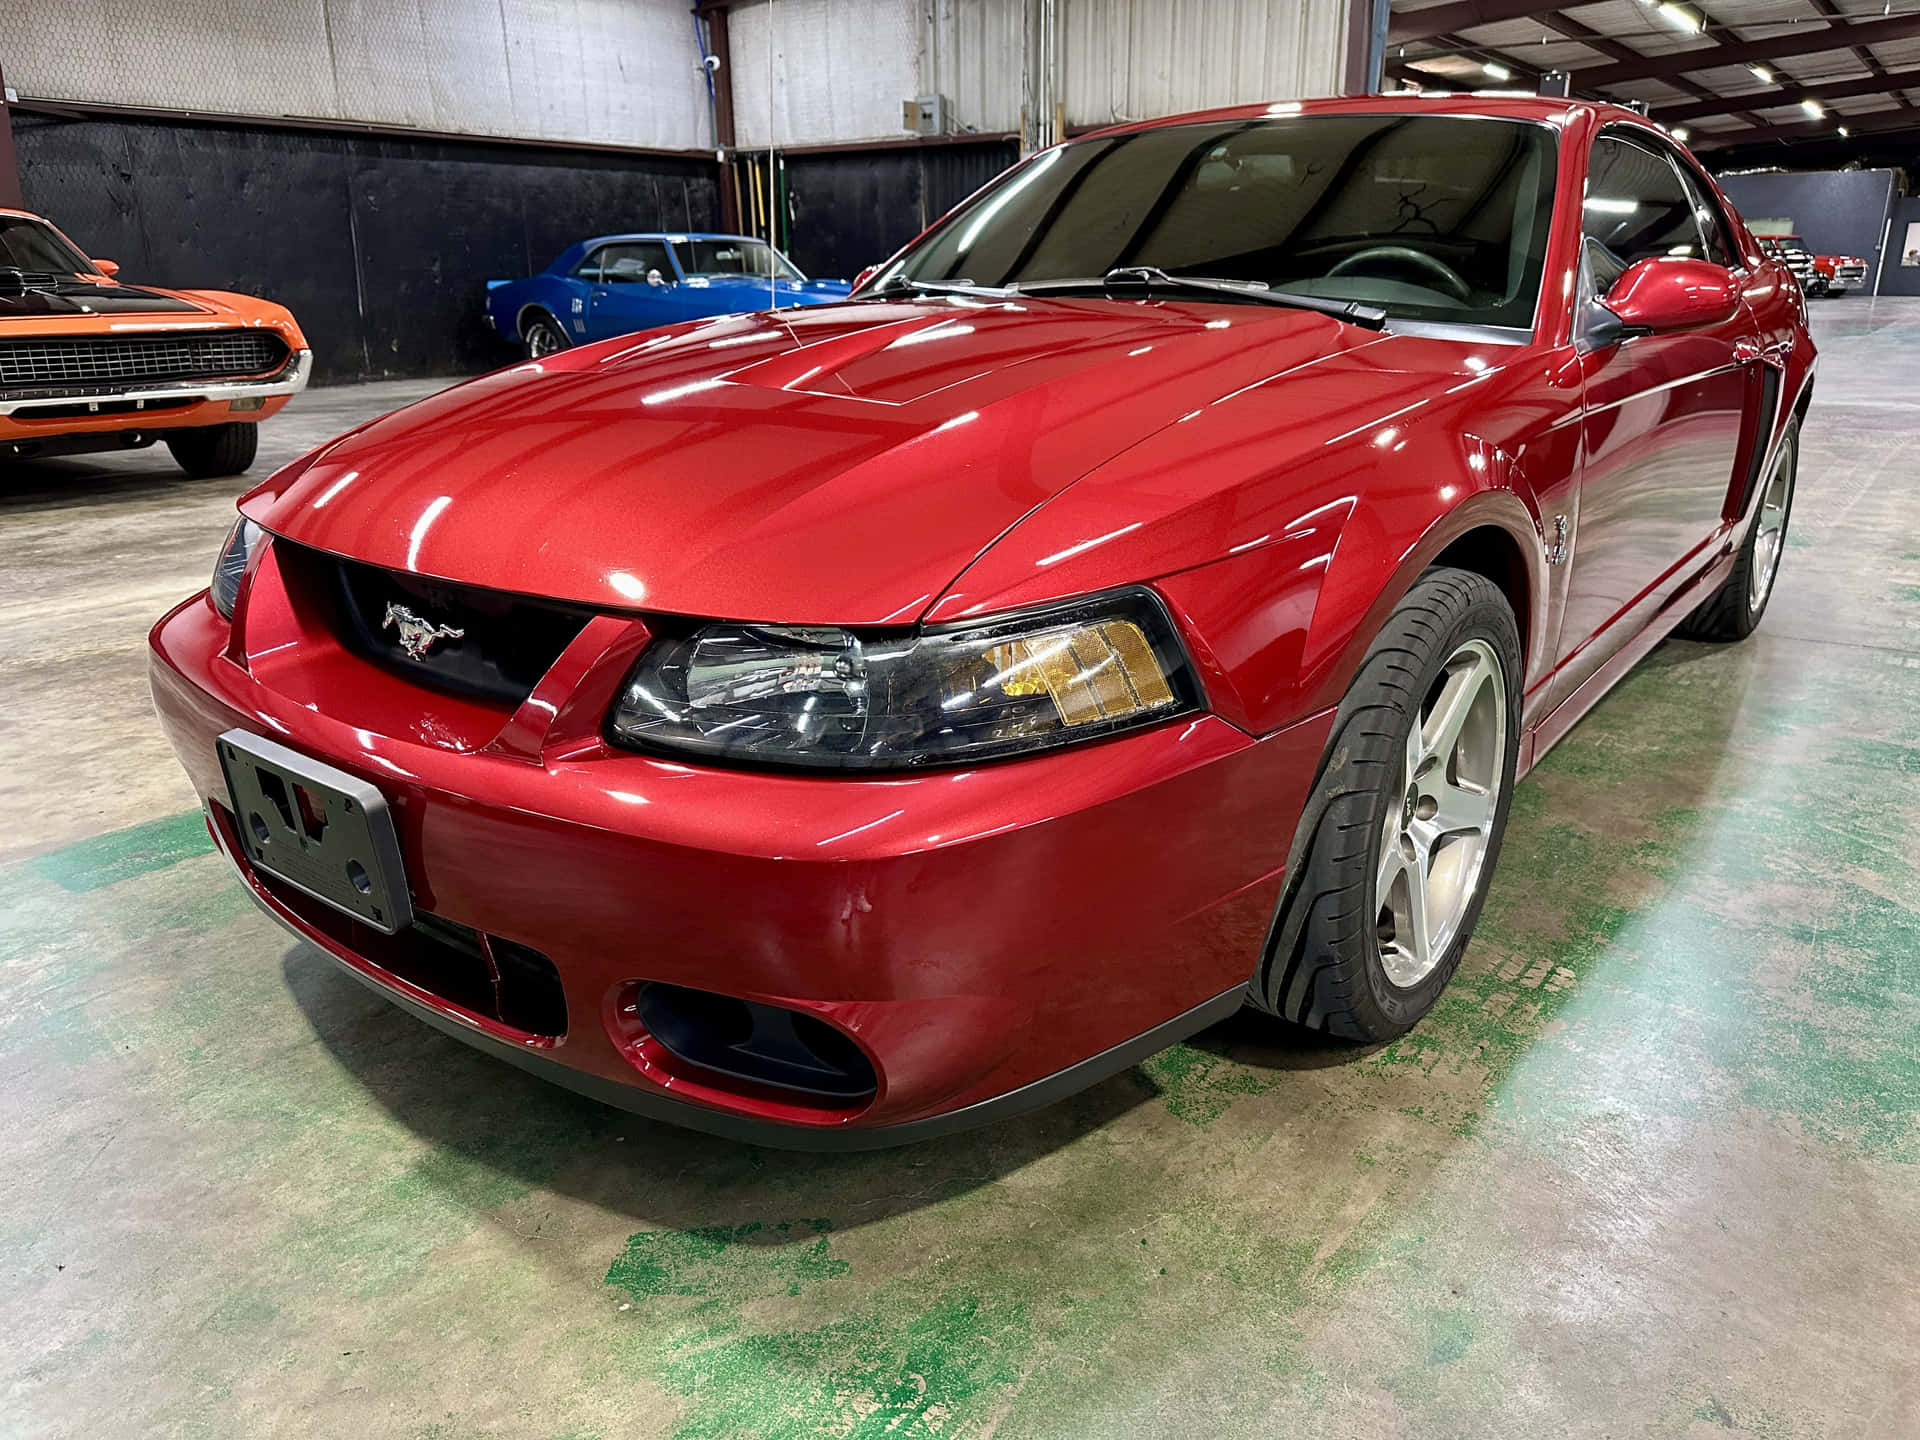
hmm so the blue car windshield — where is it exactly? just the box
[675,239,803,281]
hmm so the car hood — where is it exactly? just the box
[251,298,1383,625]
[0,276,209,319]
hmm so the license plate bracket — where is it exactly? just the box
[218,729,413,934]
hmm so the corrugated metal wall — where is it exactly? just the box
[730,0,920,149]
[733,0,1351,147]
[0,0,713,152]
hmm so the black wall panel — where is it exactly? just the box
[1715,168,1898,292]
[15,113,717,382]
[782,140,1017,281]
[1881,197,1920,296]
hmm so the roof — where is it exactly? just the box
[1072,92,1644,144]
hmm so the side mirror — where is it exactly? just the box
[92,257,121,279]
[852,264,879,293]
[1604,256,1738,336]
[646,268,667,287]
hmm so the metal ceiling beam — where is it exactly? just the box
[1573,12,1920,90]
[1691,103,1920,148]
[1387,0,1563,48]
[1653,65,1920,124]
[1521,11,1775,130]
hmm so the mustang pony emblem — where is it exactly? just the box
[382,602,465,659]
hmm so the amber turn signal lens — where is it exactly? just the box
[982,620,1176,727]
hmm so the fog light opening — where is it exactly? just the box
[635,983,877,1102]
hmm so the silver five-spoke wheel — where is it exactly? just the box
[1375,637,1508,989]
[1747,434,1794,614]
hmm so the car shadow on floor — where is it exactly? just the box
[280,941,1197,1238]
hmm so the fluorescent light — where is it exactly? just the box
[1801,98,1825,118]
[1838,124,1851,136]
[1749,64,1774,83]
[1482,61,1511,81]
[1672,125,1691,142]
[1584,197,1640,214]
[1656,3,1703,34]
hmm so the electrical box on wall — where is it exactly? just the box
[903,95,950,136]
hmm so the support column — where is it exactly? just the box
[695,2,740,234]
[0,59,24,209]
[1342,0,1389,97]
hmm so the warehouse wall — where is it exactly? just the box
[15,113,717,382]
[1883,197,1920,298]
[733,0,1352,147]
[781,139,1018,281]
[0,0,713,151]
[1715,169,1899,294]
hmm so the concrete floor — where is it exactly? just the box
[4,300,1919,1438]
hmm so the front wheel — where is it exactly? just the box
[1251,568,1522,1041]
[164,422,259,479]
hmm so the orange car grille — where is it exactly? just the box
[0,329,289,392]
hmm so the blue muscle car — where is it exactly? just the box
[484,232,852,356]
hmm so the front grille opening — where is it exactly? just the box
[0,329,289,392]
[276,542,594,708]
[237,836,568,1040]
[637,982,877,1102]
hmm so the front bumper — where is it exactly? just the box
[148,564,1330,1146]
[0,348,312,438]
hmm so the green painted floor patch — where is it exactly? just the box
[25,808,211,893]
[606,1220,849,1304]
[661,1291,1029,1440]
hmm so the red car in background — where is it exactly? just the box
[1811,249,1869,295]
[150,96,1814,1148]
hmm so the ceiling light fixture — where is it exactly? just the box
[1672,125,1691,142]
[1801,98,1825,118]
[1656,3,1704,35]
[1482,61,1512,81]
[1838,124,1851,136]
[1748,64,1774,83]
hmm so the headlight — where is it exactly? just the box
[210,516,264,620]
[608,589,1202,770]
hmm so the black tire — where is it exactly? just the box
[522,312,570,359]
[1250,568,1523,1042]
[1679,416,1798,642]
[164,422,259,479]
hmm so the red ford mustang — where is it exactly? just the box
[150,96,1814,1148]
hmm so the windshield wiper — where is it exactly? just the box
[1015,266,1388,330]
[869,275,1018,301]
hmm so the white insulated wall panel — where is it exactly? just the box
[0,0,713,152]
[730,0,920,148]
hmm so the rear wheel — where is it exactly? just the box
[1679,417,1797,641]
[165,422,259,479]
[1250,568,1522,1041]
[523,313,569,359]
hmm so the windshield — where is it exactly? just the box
[0,216,97,277]
[674,238,803,281]
[878,114,1558,330]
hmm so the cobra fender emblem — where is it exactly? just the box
[382,602,465,659]
[1546,515,1570,566]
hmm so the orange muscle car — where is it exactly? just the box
[1,208,310,477]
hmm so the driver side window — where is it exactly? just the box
[577,241,673,285]
[1584,136,1708,287]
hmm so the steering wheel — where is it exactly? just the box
[1327,246,1472,303]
